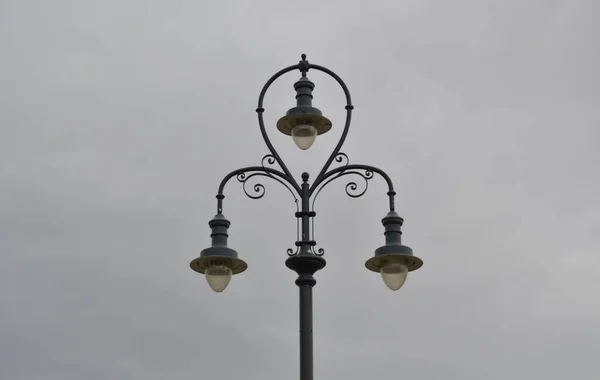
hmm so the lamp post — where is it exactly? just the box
[190,54,423,380]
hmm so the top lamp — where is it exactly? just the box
[276,74,332,150]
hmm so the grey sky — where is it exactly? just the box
[1,0,599,379]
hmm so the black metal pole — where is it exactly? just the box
[299,173,314,380]
[286,172,325,380]
[298,279,314,380]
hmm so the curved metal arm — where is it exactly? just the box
[306,64,354,181]
[256,64,301,191]
[216,165,300,214]
[309,164,397,212]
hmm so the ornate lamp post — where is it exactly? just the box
[190,54,423,380]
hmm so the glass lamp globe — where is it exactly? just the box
[205,263,232,292]
[380,261,408,291]
[291,124,317,150]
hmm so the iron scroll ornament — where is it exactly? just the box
[214,54,398,256]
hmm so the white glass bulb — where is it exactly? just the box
[291,124,317,150]
[205,264,232,292]
[380,261,408,291]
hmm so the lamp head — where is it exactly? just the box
[365,211,423,290]
[276,70,331,150]
[190,214,247,292]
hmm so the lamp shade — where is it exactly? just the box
[190,214,248,292]
[365,244,423,273]
[276,73,332,148]
[365,211,423,289]
[190,245,248,275]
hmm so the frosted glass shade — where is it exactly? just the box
[291,124,317,150]
[380,261,408,291]
[205,264,232,292]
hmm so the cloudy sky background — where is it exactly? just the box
[2,0,599,379]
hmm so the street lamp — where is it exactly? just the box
[190,54,423,379]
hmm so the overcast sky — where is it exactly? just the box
[2,1,599,379]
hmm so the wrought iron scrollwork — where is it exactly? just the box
[229,154,301,205]
[262,154,277,169]
[342,169,374,198]
[310,247,325,256]
[236,172,268,200]
[310,154,375,211]
[333,152,349,168]
[216,164,301,216]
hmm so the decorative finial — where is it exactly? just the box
[298,54,310,76]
